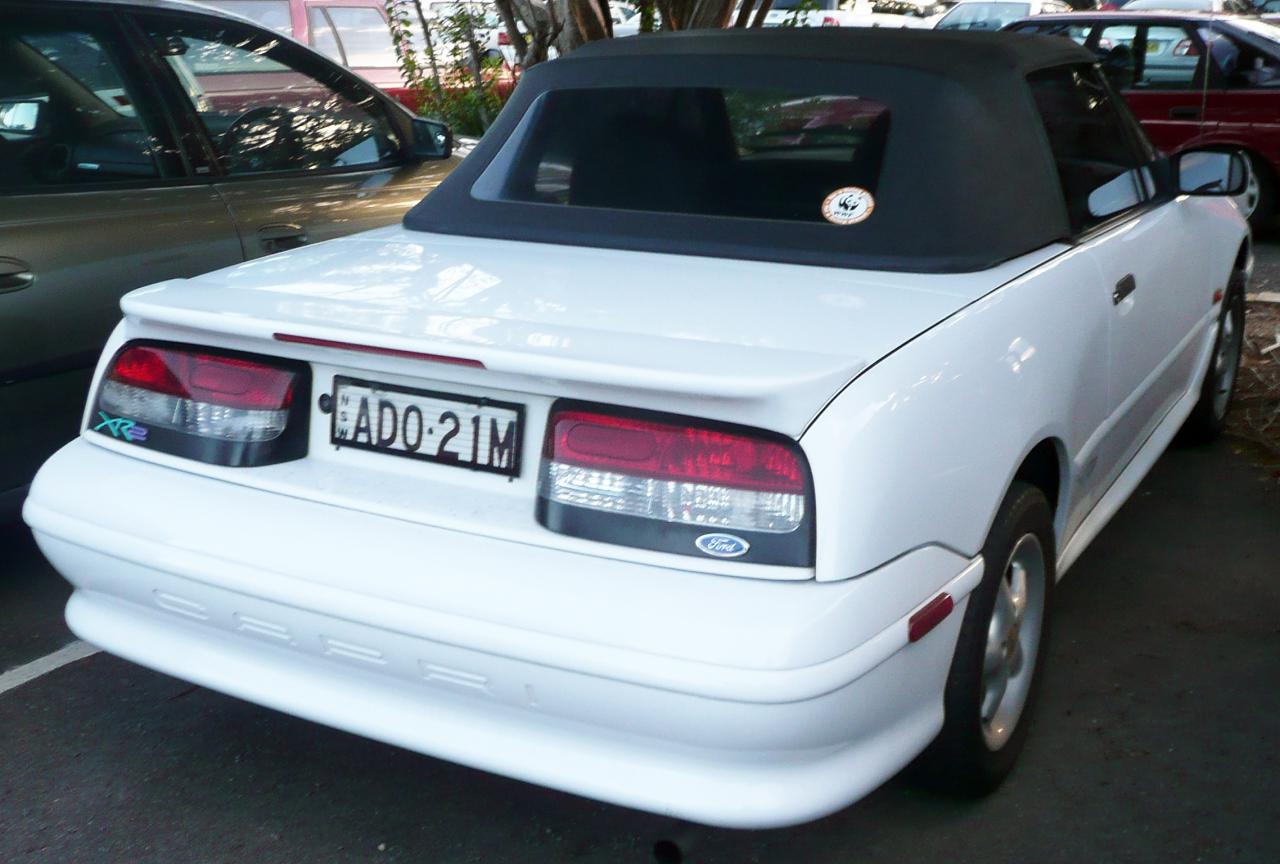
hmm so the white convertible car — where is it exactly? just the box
[25,29,1249,828]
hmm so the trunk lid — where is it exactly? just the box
[122,225,1057,437]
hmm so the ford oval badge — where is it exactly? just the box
[695,533,750,559]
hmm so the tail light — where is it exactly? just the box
[821,16,840,27]
[90,342,310,467]
[1173,39,1198,57]
[537,403,814,566]
[498,31,510,46]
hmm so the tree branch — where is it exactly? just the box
[750,0,775,27]
[493,0,529,61]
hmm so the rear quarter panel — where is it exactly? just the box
[801,245,1110,582]
[802,193,1247,584]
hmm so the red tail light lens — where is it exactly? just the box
[821,16,840,26]
[108,346,296,411]
[1173,39,1198,57]
[92,342,310,467]
[498,30,510,45]
[548,410,805,494]
[538,404,814,566]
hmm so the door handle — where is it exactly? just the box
[257,223,308,254]
[0,257,34,294]
[1113,274,1137,305]
[1169,106,1200,120]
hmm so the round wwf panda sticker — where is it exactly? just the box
[821,186,875,226]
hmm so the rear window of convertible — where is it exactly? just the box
[472,87,891,224]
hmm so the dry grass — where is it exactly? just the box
[1227,299,1280,456]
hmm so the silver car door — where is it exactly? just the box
[131,8,453,261]
[0,8,242,504]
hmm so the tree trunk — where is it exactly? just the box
[410,0,444,90]
[660,0,736,29]
[569,0,612,42]
[458,13,493,129]
[492,0,529,63]
[750,0,774,27]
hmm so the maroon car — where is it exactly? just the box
[1008,11,1280,228]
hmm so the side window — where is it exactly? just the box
[1027,66,1152,234]
[323,7,398,68]
[0,13,180,189]
[307,9,346,64]
[1092,24,1140,90]
[1136,26,1205,90]
[137,14,402,176]
[1205,32,1280,89]
[197,1,295,35]
[1011,21,1093,46]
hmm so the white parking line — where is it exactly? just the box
[0,640,100,696]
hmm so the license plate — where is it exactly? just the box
[330,376,523,476]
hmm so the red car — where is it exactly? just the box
[198,0,515,108]
[1009,11,1280,228]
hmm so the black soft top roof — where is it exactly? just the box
[404,29,1096,273]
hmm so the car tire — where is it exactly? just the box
[1179,271,1246,445]
[1236,152,1275,232]
[912,481,1054,796]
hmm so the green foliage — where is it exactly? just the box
[383,1,508,136]
[636,0,657,32]
[780,0,821,27]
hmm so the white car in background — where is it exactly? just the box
[26,29,1250,829]
[758,0,935,27]
[1121,0,1262,11]
[934,0,1074,29]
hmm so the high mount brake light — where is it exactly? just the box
[537,405,814,566]
[91,342,310,467]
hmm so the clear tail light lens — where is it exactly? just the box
[537,405,814,566]
[91,342,310,466]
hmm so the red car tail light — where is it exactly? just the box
[537,403,814,566]
[1173,39,1198,57]
[498,30,510,46]
[91,342,310,466]
[821,16,840,26]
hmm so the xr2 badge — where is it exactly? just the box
[94,411,149,443]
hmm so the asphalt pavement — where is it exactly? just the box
[2,241,1279,863]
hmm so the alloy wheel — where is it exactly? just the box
[1212,299,1243,421]
[980,533,1047,751]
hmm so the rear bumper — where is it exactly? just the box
[26,439,982,828]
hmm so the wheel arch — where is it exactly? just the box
[1012,437,1065,518]
[1234,236,1251,276]
[1009,436,1069,557]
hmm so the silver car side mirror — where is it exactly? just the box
[411,117,453,160]
[1176,150,1248,197]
